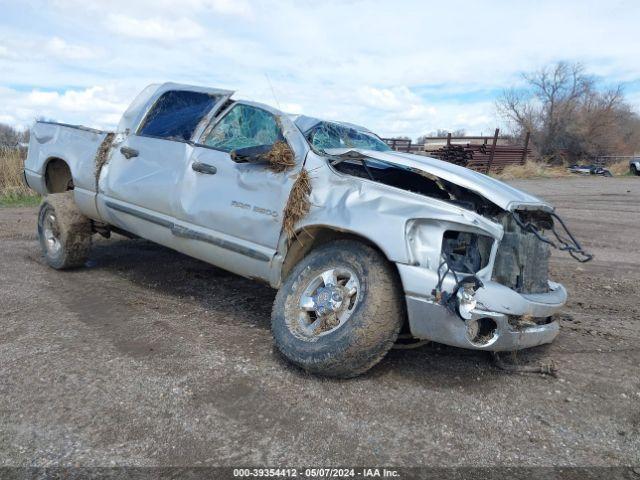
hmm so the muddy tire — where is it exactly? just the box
[272,240,404,378]
[37,192,92,269]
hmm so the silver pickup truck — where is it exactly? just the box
[24,82,590,377]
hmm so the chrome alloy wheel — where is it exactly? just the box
[42,211,62,256]
[296,267,361,338]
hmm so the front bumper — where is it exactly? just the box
[397,264,566,351]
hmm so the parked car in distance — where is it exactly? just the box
[568,164,612,176]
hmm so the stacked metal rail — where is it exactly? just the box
[384,130,531,173]
[433,143,531,172]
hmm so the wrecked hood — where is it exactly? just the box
[324,148,552,212]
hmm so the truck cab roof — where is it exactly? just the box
[117,82,234,134]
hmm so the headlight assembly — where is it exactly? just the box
[406,219,494,275]
[441,230,494,274]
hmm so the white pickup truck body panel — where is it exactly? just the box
[24,82,571,352]
[25,122,110,219]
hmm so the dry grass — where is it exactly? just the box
[497,159,634,179]
[607,160,633,176]
[94,132,115,188]
[495,161,570,180]
[0,147,37,205]
[266,141,296,173]
[282,169,311,240]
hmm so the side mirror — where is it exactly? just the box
[230,144,273,163]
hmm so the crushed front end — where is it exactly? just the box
[321,147,591,351]
[399,208,586,351]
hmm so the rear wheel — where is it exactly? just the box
[272,240,404,378]
[37,192,92,269]
[631,164,639,176]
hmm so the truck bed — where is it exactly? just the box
[24,121,113,219]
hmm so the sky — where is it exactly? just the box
[1,0,639,138]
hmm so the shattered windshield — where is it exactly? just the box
[305,122,391,153]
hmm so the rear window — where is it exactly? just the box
[138,90,219,141]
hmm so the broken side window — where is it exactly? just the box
[202,104,284,152]
[138,90,220,142]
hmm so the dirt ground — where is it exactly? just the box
[0,177,639,468]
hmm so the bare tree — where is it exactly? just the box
[0,124,22,146]
[416,128,466,144]
[497,62,640,162]
[19,128,30,144]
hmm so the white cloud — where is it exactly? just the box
[52,0,253,18]
[106,14,206,41]
[0,33,100,63]
[1,0,639,137]
[357,86,422,111]
[46,37,96,61]
[201,0,253,17]
[0,113,16,124]
[0,85,131,130]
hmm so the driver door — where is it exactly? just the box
[173,102,305,279]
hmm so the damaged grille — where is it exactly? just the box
[492,213,550,294]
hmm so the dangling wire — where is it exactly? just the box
[512,212,593,263]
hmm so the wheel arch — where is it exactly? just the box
[278,225,403,289]
[43,156,73,193]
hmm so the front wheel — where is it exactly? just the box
[37,192,92,269]
[271,240,405,378]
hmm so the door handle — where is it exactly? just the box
[192,161,217,175]
[120,146,139,159]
